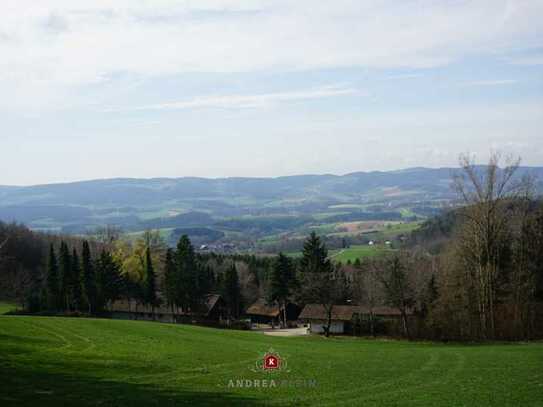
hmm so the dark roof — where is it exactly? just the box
[111,294,224,316]
[205,294,222,311]
[299,304,357,321]
[245,299,281,318]
[299,304,413,321]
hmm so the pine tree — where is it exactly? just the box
[300,231,332,274]
[222,263,241,318]
[175,235,198,312]
[81,241,97,314]
[71,248,83,311]
[144,246,157,314]
[163,248,176,312]
[299,232,339,337]
[96,250,123,313]
[58,241,72,311]
[46,244,60,310]
[267,253,296,327]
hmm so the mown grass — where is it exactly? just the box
[0,316,542,406]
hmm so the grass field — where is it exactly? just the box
[329,245,391,263]
[1,316,542,406]
[0,302,16,315]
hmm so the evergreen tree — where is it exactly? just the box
[58,241,72,311]
[300,231,332,274]
[46,244,60,310]
[198,265,214,297]
[144,246,157,313]
[163,248,176,312]
[267,253,296,327]
[81,241,97,314]
[96,250,123,313]
[175,235,199,312]
[222,263,241,318]
[299,232,340,337]
[71,248,83,311]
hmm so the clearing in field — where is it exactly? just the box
[1,316,541,406]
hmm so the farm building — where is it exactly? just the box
[110,293,227,324]
[245,299,301,328]
[299,304,414,335]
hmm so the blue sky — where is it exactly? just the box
[1,0,542,185]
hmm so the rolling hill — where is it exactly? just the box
[0,167,541,239]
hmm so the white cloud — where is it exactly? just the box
[119,84,358,111]
[1,0,542,101]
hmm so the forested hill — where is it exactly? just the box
[0,166,542,234]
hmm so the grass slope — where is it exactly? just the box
[0,302,16,315]
[0,316,542,406]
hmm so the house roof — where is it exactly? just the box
[299,304,357,321]
[204,294,223,315]
[299,304,413,321]
[245,299,281,318]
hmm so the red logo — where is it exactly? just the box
[264,354,280,370]
[251,348,288,373]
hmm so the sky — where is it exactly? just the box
[1,0,543,186]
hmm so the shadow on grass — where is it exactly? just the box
[0,336,267,407]
[0,364,266,407]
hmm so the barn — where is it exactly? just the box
[299,304,414,335]
[299,304,358,334]
[245,299,301,328]
[110,293,227,324]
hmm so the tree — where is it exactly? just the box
[352,259,381,336]
[144,246,157,316]
[71,248,83,311]
[81,241,97,314]
[46,244,60,310]
[299,232,343,337]
[95,250,123,313]
[512,202,543,338]
[175,235,200,313]
[378,253,415,339]
[222,263,242,318]
[267,253,296,327]
[300,231,332,274]
[452,152,529,339]
[58,241,72,311]
[163,248,176,312]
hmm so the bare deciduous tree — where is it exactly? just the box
[452,152,531,339]
[377,252,415,339]
[352,260,382,336]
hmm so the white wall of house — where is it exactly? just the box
[309,320,345,334]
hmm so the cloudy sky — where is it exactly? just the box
[1,0,543,185]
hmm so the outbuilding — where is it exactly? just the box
[245,298,301,328]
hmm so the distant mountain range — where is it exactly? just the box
[1,166,542,237]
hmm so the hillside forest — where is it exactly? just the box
[1,154,542,341]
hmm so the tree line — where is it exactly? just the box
[1,153,542,341]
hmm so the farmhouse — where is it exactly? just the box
[299,304,414,335]
[245,298,301,328]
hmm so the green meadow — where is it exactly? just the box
[329,245,392,263]
[1,316,542,406]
